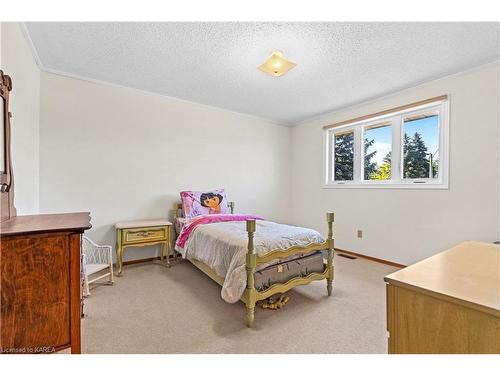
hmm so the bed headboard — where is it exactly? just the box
[172,201,235,221]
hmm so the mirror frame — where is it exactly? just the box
[0,70,16,222]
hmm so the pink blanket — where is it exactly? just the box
[175,214,263,249]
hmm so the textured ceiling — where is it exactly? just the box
[25,22,500,124]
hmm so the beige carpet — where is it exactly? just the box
[82,255,399,353]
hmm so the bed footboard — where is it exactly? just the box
[245,220,257,328]
[244,212,334,327]
[326,212,334,296]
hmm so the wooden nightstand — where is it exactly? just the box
[115,219,172,276]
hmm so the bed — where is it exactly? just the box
[172,201,334,327]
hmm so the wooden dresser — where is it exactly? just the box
[0,212,91,354]
[385,241,500,354]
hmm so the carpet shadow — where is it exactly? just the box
[164,260,337,336]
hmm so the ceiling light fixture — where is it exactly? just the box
[258,50,296,77]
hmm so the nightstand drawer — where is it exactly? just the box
[123,227,167,244]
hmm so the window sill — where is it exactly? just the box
[322,182,449,190]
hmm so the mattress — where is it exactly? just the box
[254,251,325,292]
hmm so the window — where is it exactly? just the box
[334,130,354,181]
[363,122,392,181]
[324,96,448,189]
[402,111,439,180]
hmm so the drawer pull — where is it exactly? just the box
[137,231,152,237]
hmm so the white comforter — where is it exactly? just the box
[175,220,325,303]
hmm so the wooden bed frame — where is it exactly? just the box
[172,202,334,327]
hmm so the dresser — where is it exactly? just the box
[0,212,91,354]
[385,241,500,354]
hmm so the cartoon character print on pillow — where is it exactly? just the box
[180,189,231,219]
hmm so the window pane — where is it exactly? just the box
[334,131,354,181]
[363,123,392,180]
[402,111,439,179]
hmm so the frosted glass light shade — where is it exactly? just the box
[258,51,296,77]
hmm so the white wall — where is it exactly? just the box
[1,23,40,215]
[291,63,500,265]
[0,22,2,67]
[39,72,292,262]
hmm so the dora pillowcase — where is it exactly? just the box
[180,189,230,219]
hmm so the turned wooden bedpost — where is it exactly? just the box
[326,212,334,296]
[245,219,257,327]
[229,201,235,214]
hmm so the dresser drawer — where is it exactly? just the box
[122,227,167,244]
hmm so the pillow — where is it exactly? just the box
[180,189,230,219]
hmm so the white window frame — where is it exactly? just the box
[323,98,449,189]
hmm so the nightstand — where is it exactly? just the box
[115,219,172,276]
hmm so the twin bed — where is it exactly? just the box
[172,200,335,327]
